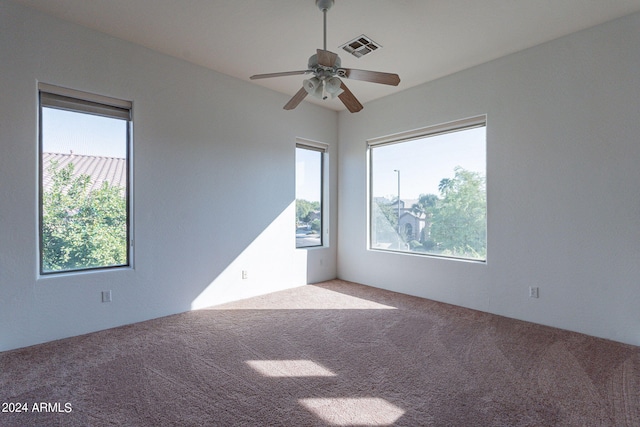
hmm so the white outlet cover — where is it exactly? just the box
[102,290,112,302]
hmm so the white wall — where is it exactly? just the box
[338,12,640,346]
[0,0,338,352]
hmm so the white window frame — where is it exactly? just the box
[38,83,134,275]
[367,115,487,262]
[295,138,329,249]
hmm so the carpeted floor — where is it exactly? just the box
[1,280,639,426]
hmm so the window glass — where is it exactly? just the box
[370,122,486,261]
[40,88,131,274]
[296,145,324,248]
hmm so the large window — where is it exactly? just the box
[39,84,132,274]
[296,141,326,248]
[369,116,486,261]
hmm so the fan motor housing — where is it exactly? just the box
[308,54,341,79]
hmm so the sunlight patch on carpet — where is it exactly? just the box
[246,360,336,377]
[299,397,405,426]
[209,285,397,310]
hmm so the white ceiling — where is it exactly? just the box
[11,0,640,111]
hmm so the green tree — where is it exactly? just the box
[42,161,127,272]
[411,194,438,219]
[411,193,438,244]
[296,199,320,224]
[430,166,486,259]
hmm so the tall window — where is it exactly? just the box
[369,116,486,261]
[295,141,326,248]
[39,84,132,274]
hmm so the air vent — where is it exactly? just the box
[339,35,381,58]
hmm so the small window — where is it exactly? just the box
[369,116,486,261]
[39,84,132,274]
[296,140,326,248]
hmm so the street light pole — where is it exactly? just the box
[394,169,401,247]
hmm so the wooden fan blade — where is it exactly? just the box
[250,70,309,80]
[338,82,363,113]
[283,87,308,110]
[317,49,338,67]
[339,68,400,86]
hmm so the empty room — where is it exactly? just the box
[1,0,639,425]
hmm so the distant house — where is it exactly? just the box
[388,198,419,216]
[398,211,424,242]
[42,152,127,192]
[374,197,426,242]
[387,198,403,210]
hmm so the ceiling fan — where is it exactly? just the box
[250,0,400,113]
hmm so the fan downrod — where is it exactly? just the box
[316,0,334,50]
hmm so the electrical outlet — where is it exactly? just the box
[101,290,112,303]
[529,287,539,298]
[242,270,248,280]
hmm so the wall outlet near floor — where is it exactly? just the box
[529,286,539,298]
[242,270,248,280]
[101,290,112,303]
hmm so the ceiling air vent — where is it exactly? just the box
[339,35,382,58]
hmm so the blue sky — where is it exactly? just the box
[296,147,322,202]
[371,126,485,200]
[41,107,127,158]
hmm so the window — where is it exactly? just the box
[369,116,486,261]
[39,83,132,274]
[295,140,326,248]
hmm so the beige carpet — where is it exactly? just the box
[1,280,639,426]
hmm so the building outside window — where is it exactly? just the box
[39,84,132,274]
[369,116,486,261]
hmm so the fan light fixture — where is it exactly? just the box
[304,77,323,99]
[303,77,320,90]
[325,77,344,98]
[304,76,343,100]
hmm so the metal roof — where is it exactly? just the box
[42,152,127,193]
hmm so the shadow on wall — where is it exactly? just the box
[185,136,332,310]
[189,201,309,310]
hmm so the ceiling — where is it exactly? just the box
[10,0,640,111]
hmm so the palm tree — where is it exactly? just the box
[411,194,438,218]
[411,193,438,243]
